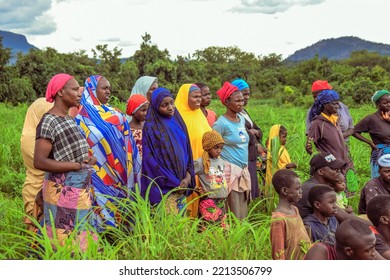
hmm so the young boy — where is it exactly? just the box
[270,169,311,260]
[304,218,379,260]
[331,173,354,214]
[366,194,390,259]
[194,130,228,227]
[304,184,338,245]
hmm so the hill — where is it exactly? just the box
[0,30,38,62]
[286,36,390,61]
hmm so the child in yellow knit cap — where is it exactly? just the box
[194,130,228,228]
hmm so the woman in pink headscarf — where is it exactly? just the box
[34,73,98,251]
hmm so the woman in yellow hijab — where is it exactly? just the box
[175,84,212,160]
[265,125,297,195]
[175,84,212,217]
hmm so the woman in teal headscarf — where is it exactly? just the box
[353,90,390,178]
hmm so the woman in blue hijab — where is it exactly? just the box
[141,87,195,213]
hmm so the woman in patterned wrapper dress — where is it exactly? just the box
[76,75,141,232]
[34,73,98,251]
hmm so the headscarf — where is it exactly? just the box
[378,154,390,167]
[265,125,291,187]
[75,75,141,231]
[201,130,225,174]
[175,84,212,160]
[130,76,157,98]
[126,94,149,116]
[141,87,195,204]
[216,82,239,105]
[311,80,332,92]
[371,90,390,105]
[231,78,249,91]
[308,89,340,122]
[45,73,74,103]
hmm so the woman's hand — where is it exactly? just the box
[84,156,97,166]
[179,172,191,189]
[305,137,313,155]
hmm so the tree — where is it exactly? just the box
[132,33,171,76]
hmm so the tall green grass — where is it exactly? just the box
[0,100,376,259]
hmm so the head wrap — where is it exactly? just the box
[371,90,390,105]
[201,130,225,174]
[45,73,74,103]
[378,154,390,168]
[151,87,173,113]
[130,76,157,98]
[81,75,103,105]
[126,94,149,116]
[189,84,200,93]
[311,80,332,92]
[216,82,239,105]
[231,79,249,91]
[308,89,340,122]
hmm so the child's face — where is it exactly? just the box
[158,96,175,118]
[316,191,338,217]
[279,130,287,146]
[208,143,224,159]
[286,177,302,203]
[334,179,346,193]
[349,234,377,260]
[133,103,149,122]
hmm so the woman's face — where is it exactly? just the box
[241,88,250,106]
[323,100,339,115]
[61,78,81,107]
[147,82,158,102]
[188,89,202,110]
[377,95,390,113]
[200,86,211,107]
[96,78,111,104]
[225,91,244,113]
[133,103,149,122]
[158,96,175,118]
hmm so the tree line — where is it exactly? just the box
[1,33,390,106]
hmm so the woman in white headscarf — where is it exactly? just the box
[130,76,158,101]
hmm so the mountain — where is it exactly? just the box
[0,30,38,61]
[285,36,390,61]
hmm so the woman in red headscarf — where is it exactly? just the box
[212,82,250,220]
[34,73,98,251]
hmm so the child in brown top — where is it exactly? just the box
[270,169,311,260]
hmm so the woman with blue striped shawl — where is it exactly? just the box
[76,75,141,232]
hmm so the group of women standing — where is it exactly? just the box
[25,70,390,252]
[25,72,270,250]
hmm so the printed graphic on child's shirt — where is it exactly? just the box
[206,164,227,190]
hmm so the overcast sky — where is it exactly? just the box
[1,0,389,59]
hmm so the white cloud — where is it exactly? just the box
[230,0,325,14]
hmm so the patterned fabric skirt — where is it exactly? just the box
[199,198,227,228]
[42,168,97,251]
[371,144,390,178]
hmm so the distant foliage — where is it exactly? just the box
[1,33,390,105]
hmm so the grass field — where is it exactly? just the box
[0,99,375,260]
